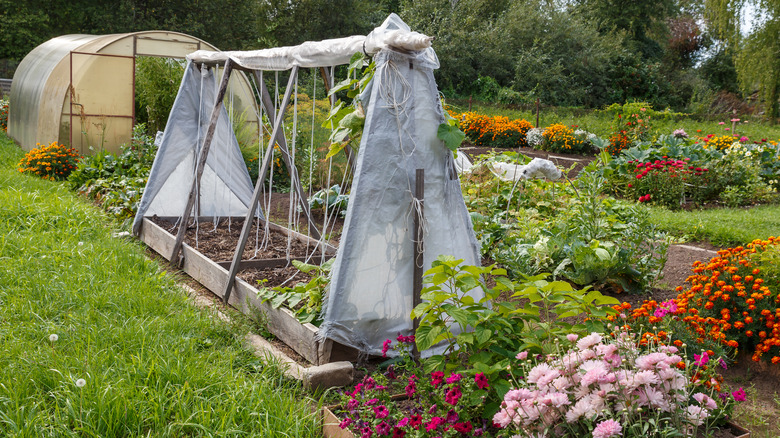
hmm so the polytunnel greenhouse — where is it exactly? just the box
[9,31,259,154]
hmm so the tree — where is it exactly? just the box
[705,0,780,120]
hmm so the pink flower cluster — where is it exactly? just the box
[653,300,678,318]
[340,370,489,437]
[494,332,722,436]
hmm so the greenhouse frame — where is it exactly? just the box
[9,31,258,154]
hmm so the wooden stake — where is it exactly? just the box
[412,168,424,359]
[536,98,540,128]
[170,59,233,266]
[223,66,300,305]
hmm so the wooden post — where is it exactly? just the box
[536,98,540,129]
[170,59,233,266]
[253,70,322,241]
[412,168,424,359]
[222,66,300,305]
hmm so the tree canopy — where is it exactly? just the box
[0,0,775,117]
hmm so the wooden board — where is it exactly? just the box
[139,217,351,365]
[322,406,353,438]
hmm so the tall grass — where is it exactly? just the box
[0,131,321,436]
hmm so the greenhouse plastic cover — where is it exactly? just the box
[318,45,482,357]
[187,14,436,71]
[132,62,259,235]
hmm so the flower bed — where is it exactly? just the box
[618,237,780,367]
[460,112,534,148]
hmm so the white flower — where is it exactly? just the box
[526,128,544,148]
[686,405,710,426]
[75,378,86,388]
[48,334,58,342]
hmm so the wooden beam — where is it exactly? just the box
[223,67,300,304]
[170,60,234,266]
[412,168,424,359]
[215,255,334,271]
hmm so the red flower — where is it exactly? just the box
[445,386,462,405]
[454,422,473,434]
[474,372,489,389]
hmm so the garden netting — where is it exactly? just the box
[131,62,259,235]
[318,25,482,357]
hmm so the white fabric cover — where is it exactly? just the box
[187,14,436,71]
[491,158,562,181]
[318,47,482,356]
[455,153,562,182]
[132,62,258,234]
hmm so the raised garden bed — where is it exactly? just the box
[139,216,359,365]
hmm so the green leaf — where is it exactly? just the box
[447,307,472,328]
[475,326,492,345]
[325,142,346,159]
[437,123,465,151]
[416,324,444,351]
[291,259,319,273]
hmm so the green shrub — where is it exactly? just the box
[135,57,184,134]
[68,124,157,219]
[462,158,669,293]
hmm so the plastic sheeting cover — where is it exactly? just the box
[318,48,481,357]
[132,62,259,234]
[187,13,437,71]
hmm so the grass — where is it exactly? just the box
[0,131,321,436]
[448,100,780,143]
[646,204,780,247]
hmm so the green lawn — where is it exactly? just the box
[0,131,320,436]
[646,204,780,248]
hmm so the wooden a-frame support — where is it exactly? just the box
[169,63,324,307]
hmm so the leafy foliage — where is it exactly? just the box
[0,99,8,131]
[68,124,156,219]
[307,184,348,217]
[410,256,618,404]
[463,159,669,294]
[256,259,333,325]
[135,57,184,134]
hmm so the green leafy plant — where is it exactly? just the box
[323,52,374,160]
[256,259,333,325]
[307,184,348,217]
[0,99,8,132]
[464,162,670,294]
[68,124,157,219]
[411,256,619,403]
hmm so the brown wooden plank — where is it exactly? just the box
[216,255,334,271]
[139,217,323,364]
